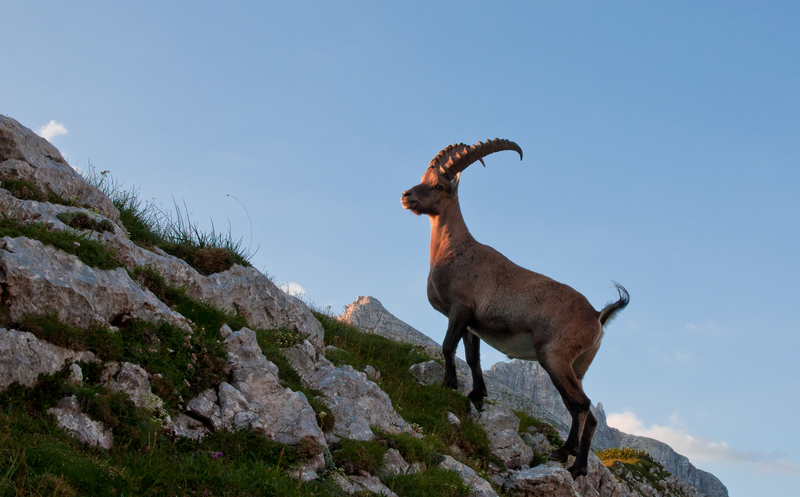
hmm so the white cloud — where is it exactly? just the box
[36,120,68,141]
[686,319,725,337]
[279,282,306,297]
[606,411,800,473]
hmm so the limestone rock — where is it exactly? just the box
[68,363,84,386]
[103,362,166,413]
[221,327,325,445]
[186,388,223,430]
[575,453,628,497]
[478,405,533,469]
[446,412,461,429]
[0,236,190,332]
[313,363,412,441]
[283,338,413,442]
[439,455,498,497]
[521,431,553,457]
[505,464,580,497]
[0,116,118,220]
[332,473,399,497]
[408,360,444,386]
[168,414,210,441]
[47,396,113,450]
[97,231,324,350]
[380,448,410,478]
[0,328,96,389]
[287,453,326,482]
[362,364,381,381]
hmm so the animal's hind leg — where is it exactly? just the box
[569,335,602,477]
[463,331,487,409]
[539,352,593,479]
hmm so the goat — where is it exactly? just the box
[400,139,629,478]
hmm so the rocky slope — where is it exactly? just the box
[0,115,727,496]
[340,295,728,497]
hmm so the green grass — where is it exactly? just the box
[0,217,122,270]
[385,468,472,497]
[331,438,387,475]
[0,368,347,497]
[314,311,497,467]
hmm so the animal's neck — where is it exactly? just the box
[429,201,474,267]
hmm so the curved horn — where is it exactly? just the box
[430,138,523,180]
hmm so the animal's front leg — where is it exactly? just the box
[442,306,470,390]
[463,331,487,409]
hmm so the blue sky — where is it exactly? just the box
[2,2,798,495]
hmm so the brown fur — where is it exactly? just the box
[401,141,629,479]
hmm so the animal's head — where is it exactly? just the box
[401,138,523,216]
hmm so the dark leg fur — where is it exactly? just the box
[442,307,470,391]
[540,353,594,478]
[464,331,487,410]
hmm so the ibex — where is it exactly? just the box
[400,139,629,478]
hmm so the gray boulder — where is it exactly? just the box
[103,362,167,414]
[221,327,325,446]
[0,328,96,389]
[478,405,534,469]
[0,236,190,331]
[47,396,114,450]
[505,464,580,497]
[0,116,118,220]
[313,363,413,441]
[439,455,498,497]
[284,338,414,442]
[408,360,445,386]
[380,448,411,478]
[332,473,399,497]
[186,388,223,430]
[168,414,210,441]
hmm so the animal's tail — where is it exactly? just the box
[599,282,630,326]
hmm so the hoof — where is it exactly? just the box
[548,447,570,463]
[442,377,458,390]
[467,390,485,410]
[567,463,588,480]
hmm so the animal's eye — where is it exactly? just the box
[435,185,444,191]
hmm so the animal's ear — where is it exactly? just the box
[449,172,461,195]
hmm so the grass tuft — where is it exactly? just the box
[0,217,122,270]
[82,167,256,274]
